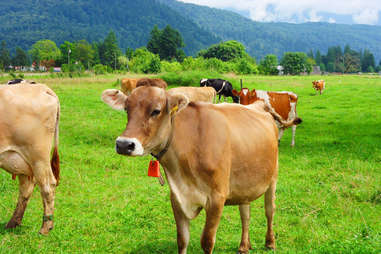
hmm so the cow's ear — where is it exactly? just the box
[101,89,128,111]
[232,89,239,96]
[167,92,189,115]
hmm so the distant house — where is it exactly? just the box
[277,65,284,75]
[311,66,321,75]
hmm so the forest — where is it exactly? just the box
[1,0,381,63]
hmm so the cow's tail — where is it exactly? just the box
[51,100,60,186]
[264,104,302,127]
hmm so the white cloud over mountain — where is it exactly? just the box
[179,0,381,25]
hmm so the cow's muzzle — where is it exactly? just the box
[115,137,144,156]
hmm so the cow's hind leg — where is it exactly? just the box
[238,204,252,254]
[264,181,277,249]
[170,193,191,254]
[201,194,225,254]
[278,128,285,145]
[33,161,57,235]
[291,125,297,147]
[6,175,35,228]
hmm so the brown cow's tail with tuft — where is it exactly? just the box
[51,101,60,186]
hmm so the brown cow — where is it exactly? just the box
[233,88,302,146]
[0,81,60,234]
[120,78,139,95]
[136,78,167,89]
[102,86,279,253]
[121,78,168,95]
[312,80,325,95]
[167,86,216,103]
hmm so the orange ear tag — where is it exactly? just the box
[148,160,161,177]
[12,174,16,180]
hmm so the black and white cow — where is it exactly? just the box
[200,78,239,103]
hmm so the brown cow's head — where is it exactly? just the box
[232,88,258,105]
[102,86,188,156]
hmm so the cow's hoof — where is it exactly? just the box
[39,222,54,235]
[237,250,249,254]
[39,227,51,235]
[265,242,276,250]
[5,220,20,229]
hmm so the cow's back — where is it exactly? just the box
[171,102,278,204]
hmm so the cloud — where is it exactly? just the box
[179,0,381,25]
[352,9,379,25]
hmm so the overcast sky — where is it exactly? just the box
[179,0,381,25]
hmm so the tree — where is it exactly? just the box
[361,49,375,72]
[259,54,278,75]
[281,52,311,75]
[0,41,11,71]
[59,41,74,67]
[315,50,322,66]
[198,40,248,62]
[98,31,122,69]
[29,40,61,69]
[12,47,29,68]
[147,25,185,62]
[74,40,95,69]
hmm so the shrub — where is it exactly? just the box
[93,64,107,75]
[234,58,258,74]
[130,48,161,73]
[161,61,182,73]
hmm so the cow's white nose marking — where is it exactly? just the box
[116,137,144,156]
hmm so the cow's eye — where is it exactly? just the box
[151,109,161,117]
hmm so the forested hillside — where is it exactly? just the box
[1,0,381,61]
[0,0,219,55]
[158,0,381,61]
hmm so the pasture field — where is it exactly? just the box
[0,73,380,253]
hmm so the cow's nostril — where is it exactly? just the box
[127,142,135,151]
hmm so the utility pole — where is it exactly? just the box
[68,48,71,71]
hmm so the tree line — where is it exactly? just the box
[0,25,380,75]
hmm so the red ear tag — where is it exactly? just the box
[12,174,16,180]
[148,160,161,177]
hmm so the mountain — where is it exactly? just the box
[158,0,381,61]
[0,0,219,56]
[1,0,381,62]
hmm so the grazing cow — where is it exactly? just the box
[102,86,279,253]
[312,80,325,95]
[232,88,302,146]
[136,78,168,90]
[120,78,139,95]
[7,79,36,85]
[0,81,60,235]
[167,86,216,103]
[200,78,239,103]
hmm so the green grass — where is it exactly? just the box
[0,73,380,253]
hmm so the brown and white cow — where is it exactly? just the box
[312,80,325,95]
[102,86,279,253]
[232,88,302,146]
[0,81,60,235]
[121,78,167,95]
[167,86,216,103]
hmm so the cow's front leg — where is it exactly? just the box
[6,175,35,228]
[238,204,252,253]
[34,161,57,235]
[170,193,191,254]
[201,194,225,254]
